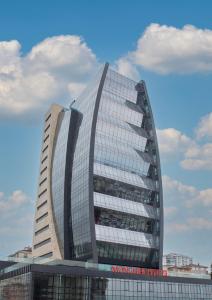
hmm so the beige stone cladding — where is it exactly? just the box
[32,104,64,259]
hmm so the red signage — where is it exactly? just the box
[111,265,168,277]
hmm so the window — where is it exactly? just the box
[37,200,47,210]
[42,145,48,154]
[43,134,49,143]
[39,177,47,187]
[36,212,48,223]
[93,175,155,205]
[35,225,49,236]
[40,167,47,176]
[34,238,51,249]
[41,156,48,164]
[38,189,47,198]
[44,124,50,133]
[45,113,51,123]
[39,252,53,258]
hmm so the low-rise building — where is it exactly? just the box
[163,253,193,267]
[164,263,210,279]
[8,246,32,261]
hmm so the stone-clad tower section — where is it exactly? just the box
[32,104,64,259]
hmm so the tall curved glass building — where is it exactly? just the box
[32,63,163,269]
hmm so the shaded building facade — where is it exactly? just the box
[32,63,163,269]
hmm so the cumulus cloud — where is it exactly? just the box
[195,112,212,140]
[181,159,212,171]
[27,35,97,78]
[0,35,99,120]
[163,175,197,202]
[157,111,212,170]
[0,190,30,212]
[183,142,212,173]
[181,141,212,170]
[1,25,212,121]
[163,175,212,237]
[157,128,192,156]
[115,57,140,81]
[0,40,21,76]
[197,189,212,206]
[0,190,33,258]
[1,24,212,121]
[119,23,212,74]
[163,175,212,208]
[164,206,178,217]
[67,82,86,98]
[167,218,212,233]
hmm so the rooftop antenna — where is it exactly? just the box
[70,99,76,108]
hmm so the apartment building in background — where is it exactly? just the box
[163,253,193,267]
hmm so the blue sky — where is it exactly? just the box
[0,0,212,266]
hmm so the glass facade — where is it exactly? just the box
[93,177,157,206]
[92,68,162,267]
[97,242,153,264]
[33,274,212,300]
[70,66,105,259]
[1,268,212,300]
[41,63,163,267]
[94,207,155,234]
[0,273,32,300]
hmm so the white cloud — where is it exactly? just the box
[181,142,212,170]
[163,175,212,208]
[116,24,212,75]
[9,190,29,205]
[0,190,33,258]
[0,40,21,76]
[163,176,212,237]
[167,218,212,233]
[27,35,97,78]
[163,175,197,200]
[164,206,178,217]
[157,128,192,157]
[1,24,212,121]
[115,56,140,81]
[131,23,212,74]
[197,189,212,206]
[158,112,212,170]
[166,223,189,233]
[195,112,212,139]
[181,158,212,170]
[67,82,86,98]
[0,190,30,212]
[0,35,99,120]
[187,218,212,229]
